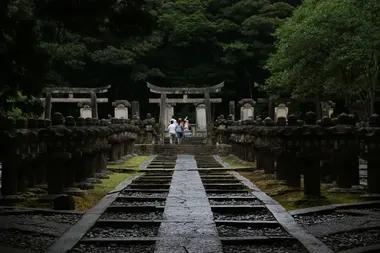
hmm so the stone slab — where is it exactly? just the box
[154,155,223,253]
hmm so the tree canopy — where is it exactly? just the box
[266,0,380,115]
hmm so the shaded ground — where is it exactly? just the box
[73,172,136,212]
[0,156,149,253]
[107,156,150,169]
[221,155,255,168]
[222,155,364,211]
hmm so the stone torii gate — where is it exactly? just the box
[40,85,110,119]
[147,81,224,144]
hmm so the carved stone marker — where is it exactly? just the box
[79,103,92,119]
[165,104,174,128]
[239,99,256,121]
[274,103,288,121]
[113,100,130,119]
[196,104,207,131]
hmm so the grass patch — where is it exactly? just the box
[107,155,150,169]
[239,171,364,211]
[73,172,135,212]
[9,172,137,211]
[221,155,256,168]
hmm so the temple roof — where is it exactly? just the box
[43,85,111,94]
[146,82,224,94]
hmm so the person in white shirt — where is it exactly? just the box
[171,117,177,126]
[167,120,177,144]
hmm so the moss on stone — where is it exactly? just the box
[73,172,135,212]
[8,156,150,211]
[239,171,364,211]
[221,155,256,168]
[107,155,150,169]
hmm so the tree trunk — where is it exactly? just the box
[370,52,379,115]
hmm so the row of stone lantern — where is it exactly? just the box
[0,112,140,204]
[132,113,159,144]
[215,112,380,197]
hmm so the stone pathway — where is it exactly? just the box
[154,155,223,253]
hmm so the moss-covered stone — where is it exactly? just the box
[239,171,364,211]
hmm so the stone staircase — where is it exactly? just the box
[154,143,216,155]
[163,136,206,145]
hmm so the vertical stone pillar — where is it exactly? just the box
[132,101,140,118]
[90,92,98,119]
[196,104,207,132]
[159,93,167,143]
[165,104,174,129]
[229,101,235,121]
[44,93,52,119]
[204,91,212,144]
[39,112,71,198]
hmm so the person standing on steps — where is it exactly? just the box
[176,118,184,144]
[167,120,177,145]
[183,117,190,137]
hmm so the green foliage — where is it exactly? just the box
[141,0,294,89]
[266,0,380,114]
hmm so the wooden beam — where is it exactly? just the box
[43,85,111,94]
[146,82,224,94]
[149,98,222,104]
[40,98,108,103]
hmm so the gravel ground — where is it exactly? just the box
[85,225,159,238]
[120,192,168,198]
[207,192,253,197]
[101,212,163,220]
[209,199,262,206]
[214,212,276,221]
[0,228,56,252]
[217,225,288,237]
[112,200,165,206]
[71,244,155,253]
[293,212,355,226]
[319,228,380,252]
[223,242,308,253]
[1,213,82,225]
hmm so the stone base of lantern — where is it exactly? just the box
[86,177,101,184]
[36,184,48,190]
[94,171,110,179]
[328,186,365,194]
[0,195,26,204]
[75,182,94,190]
[361,194,380,200]
[27,188,47,194]
[64,187,86,196]
[38,194,67,202]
